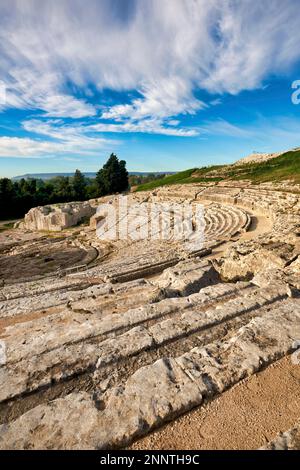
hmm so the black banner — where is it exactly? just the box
[0,450,299,466]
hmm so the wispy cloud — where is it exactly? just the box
[90,119,198,137]
[0,119,118,158]
[1,1,300,119]
[101,77,206,122]
[199,119,253,138]
[2,68,96,118]
[198,116,300,151]
[0,137,64,158]
[1,0,300,160]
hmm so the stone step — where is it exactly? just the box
[0,282,112,318]
[0,283,286,403]
[0,299,299,449]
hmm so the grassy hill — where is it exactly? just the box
[135,166,223,191]
[134,149,300,191]
[228,149,300,183]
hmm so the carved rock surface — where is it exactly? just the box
[24,201,96,231]
[1,300,299,449]
[261,420,300,450]
[1,180,300,450]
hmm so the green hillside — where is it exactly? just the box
[134,149,300,192]
[229,149,300,183]
[135,166,223,191]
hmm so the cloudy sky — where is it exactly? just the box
[1,0,300,177]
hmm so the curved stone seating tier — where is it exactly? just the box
[78,199,251,284]
[0,261,290,403]
[0,181,299,449]
[203,204,250,242]
[0,265,298,449]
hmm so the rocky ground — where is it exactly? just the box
[0,180,299,449]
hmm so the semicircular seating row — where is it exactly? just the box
[204,204,251,243]
[103,201,251,245]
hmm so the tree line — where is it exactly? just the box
[0,153,129,220]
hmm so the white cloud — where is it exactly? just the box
[3,68,96,118]
[90,119,198,137]
[210,98,222,106]
[101,77,206,121]
[0,0,300,165]
[41,95,96,119]
[200,1,300,95]
[0,119,118,158]
[0,136,64,158]
[0,0,299,125]
[23,117,198,144]
[199,119,253,138]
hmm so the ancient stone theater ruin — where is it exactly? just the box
[0,179,300,450]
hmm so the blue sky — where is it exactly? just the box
[1,0,300,177]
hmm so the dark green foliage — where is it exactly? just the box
[0,154,129,220]
[72,169,87,200]
[96,153,129,196]
[0,176,74,220]
[0,178,15,219]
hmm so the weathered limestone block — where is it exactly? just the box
[90,212,105,230]
[0,283,249,401]
[70,280,157,315]
[0,282,113,318]
[0,341,99,402]
[153,259,219,296]
[176,301,300,394]
[234,151,286,166]
[0,358,202,450]
[2,311,100,365]
[95,326,154,368]
[0,283,251,402]
[284,256,300,290]
[251,267,289,289]
[96,357,202,448]
[0,392,100,450]
[1,299,299,449]
[197,187,241,205]
[287,255,300,274]
[0,276,92,301]
[214,241,298,282]
[148,286,287,346]
[24,201,96,231]
[261,420,300,450]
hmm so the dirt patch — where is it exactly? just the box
[129,355,300,450]
[0,241,87,281]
